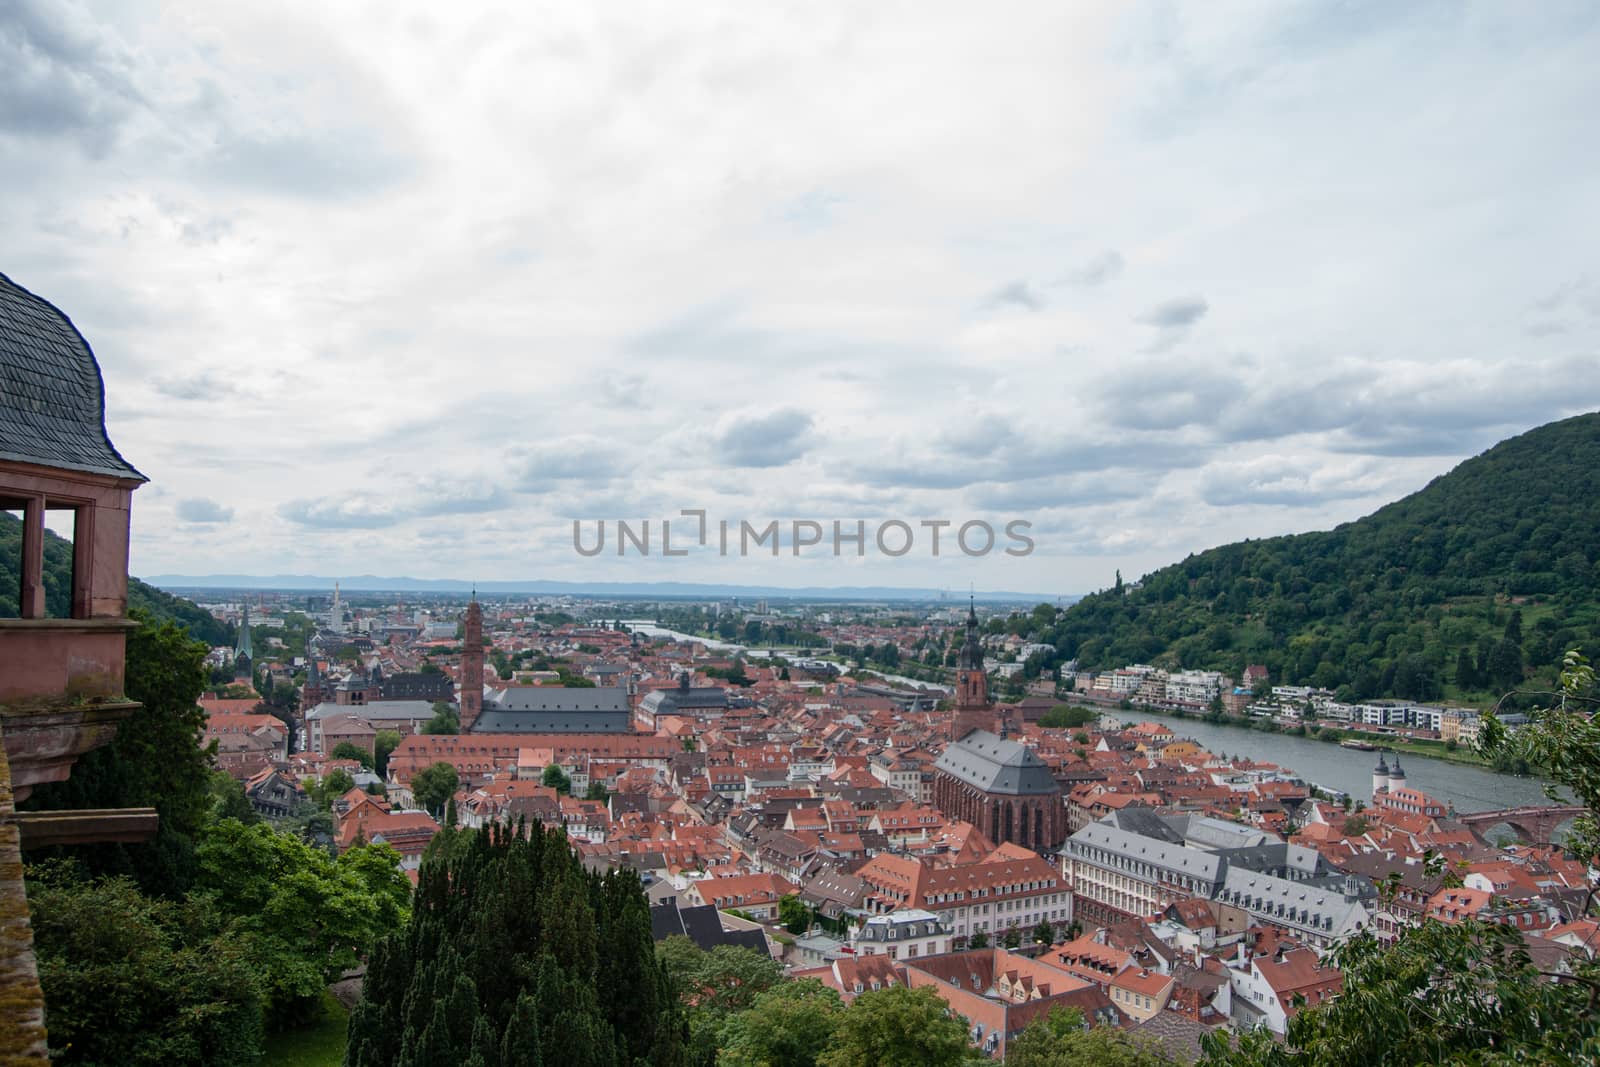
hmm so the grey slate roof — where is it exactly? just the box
[1219,866,1370,938]
[0,272,145,481]
[471,711,631,733]
[1065,821,1227,889]
[471,685,631,733]
[933,729,1059,796]
[307,700,434,722]
[650,898,768,954]
[486,686,629,712]
[639,685,729,716]
[379,672,456,702]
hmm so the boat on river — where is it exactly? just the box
[1339,738,1378,751]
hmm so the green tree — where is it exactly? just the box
[208,769,260,825]
[1038,705,1096,729]
[1008,1006,1175,1067]
[724,659,754,687]
[374,729,402,778]
[1481,649,1600,866]
[309,767,356,810]
[1200,918,1597,1067]
[27,862,266,1066]
[410,761,460,817]
[422,700,460,734]
[967,930,988,949]
[542,763,573,795]
[1032,918,1056,945]
[21,612,214,894]
[658,937,783,1017]
[584,781,611,802]
[331,740,375,769]
[193,818,410,1025]
[778,893,811,935]
[719,979,842,1067]
[347,822,681,1067]
[818,985,969,1067]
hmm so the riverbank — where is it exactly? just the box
[1085,701,1511,773]
[1102,707,1553,813]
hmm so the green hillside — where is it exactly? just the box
[1019,412,1600,705]
[0,509,232,645]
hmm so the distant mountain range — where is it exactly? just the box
[141,573,1066,603]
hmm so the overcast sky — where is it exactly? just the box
[5,1,1599,595]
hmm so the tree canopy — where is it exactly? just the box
[1004,413,1600,704]
[346,821,683,1067]
[815,985,969,1067]
[1007,1007,1175,1067]
[657,936,784,1067]
[411,762,460,817]
[542,764,573,795]
[717,980,842,1067]
[421,701,460,734]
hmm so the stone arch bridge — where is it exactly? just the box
[1458,806,1584,845]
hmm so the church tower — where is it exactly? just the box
[459,595,484,733]
[304,635,324,708]
[234,603,253,679]
[235,603,253,660]
[951,600,995,739]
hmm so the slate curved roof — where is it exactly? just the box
[934,729,1059,795]
[0,272,145,481]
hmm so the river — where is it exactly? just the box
[1121,710,1554,815]
[618,621,952,692]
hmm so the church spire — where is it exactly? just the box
[951,599,994,739]
[958,597,983,672]
[235,603,253,660]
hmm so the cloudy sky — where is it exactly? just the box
[5,1,1599,595]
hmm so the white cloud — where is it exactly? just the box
[5,0,1599,593]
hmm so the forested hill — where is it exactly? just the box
[0,510,232,646]
[1026,412,1600,704]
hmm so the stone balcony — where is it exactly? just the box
[0,617,141,803]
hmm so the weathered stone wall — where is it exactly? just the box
[0,725,50,1065]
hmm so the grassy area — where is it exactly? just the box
[1292,726,1497,769]
[262,990,349,1067]
[1374,735,1493,768]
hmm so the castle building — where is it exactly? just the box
[930,603,1067,852]
[0,270,158,1060]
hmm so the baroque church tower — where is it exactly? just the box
[951,600,996,739]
